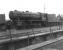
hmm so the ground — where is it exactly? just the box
[42,39,63,50]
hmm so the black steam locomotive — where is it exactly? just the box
[9,10,60,29]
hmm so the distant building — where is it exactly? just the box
[47,14,59,22]
[0,14,5,24]
[57,14,63,22]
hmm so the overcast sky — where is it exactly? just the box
[0,0,63,20]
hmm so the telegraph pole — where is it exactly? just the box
[43,0,46,13]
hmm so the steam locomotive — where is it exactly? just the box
[9,10,60,29]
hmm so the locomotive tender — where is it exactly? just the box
[9,10,60,29]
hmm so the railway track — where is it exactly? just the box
[0,26,62,50]
[18,36,63,50]
[0,26,62,43]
